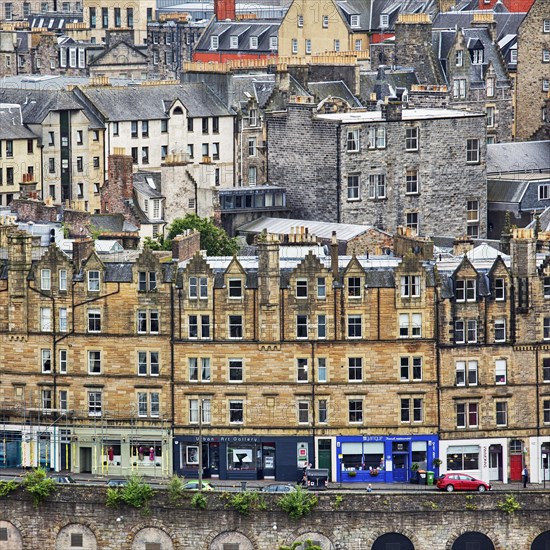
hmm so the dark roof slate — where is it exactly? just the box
[487,141,550,174]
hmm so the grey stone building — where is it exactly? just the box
[516,0,550,140]
[267,99,487,239]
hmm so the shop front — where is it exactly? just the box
[439,437,508,483]
[72,427,172,478]
[336,434,439,483]
[174,435,313,481]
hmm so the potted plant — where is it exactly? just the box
[347,470,357,478]
[369,468,379,477]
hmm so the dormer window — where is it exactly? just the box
[229,279,243,298]
[230,35,238,49]
[456,50,463,67]
[350,15,360,28]
[380,14,388,28]
[210,36,219,50]
[472,49,484,64]
[249,36,258,49]
[269,36,277,50]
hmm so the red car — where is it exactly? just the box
[436,473,491,492]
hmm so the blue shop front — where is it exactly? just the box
[337,434,439,483]
[174,435,313,482]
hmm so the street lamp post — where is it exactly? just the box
[198,400,203,491]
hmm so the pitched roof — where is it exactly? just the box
[0,105,37,140]
[487,141,550,174]
[79,82,233,121]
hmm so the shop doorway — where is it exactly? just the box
[392,453,409,482]
[79,447,92,473]
[488,444,503,481]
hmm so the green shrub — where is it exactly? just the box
[498,494,521,515]
[332,494,344,510]
[278,486,318,520]
[191,492,207,510]
[0,479,18,497]
[106,476,153,510]
[228,491,267,516]
[279,540,322,550]
[167,475,185,504]
[22,468,56,506]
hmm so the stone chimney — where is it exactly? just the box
[471,12,497,42]
[384,98,403,121]
[171,230,201,261]
[72,237,95,270]
[453,236,475,257]
[257,232,280,341]
[8,230,33,332]
[510,228,537,278]
[330,231,339,279]
[214,0,236,21]
[108,148,134,201]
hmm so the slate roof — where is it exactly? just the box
[336,0,436,32]
[27,12,83,31]
[79,83,234,121]
[487,141,550,174]
[307,81,363,107]
[435,27,510,86]
[195,20,280,54]
[487,179,530,203]
[90,214,139,233]
[88,41,148,66]
[360,67,418,100]
[104,263,133,282]
[0,87,103,129]
[432,10,526,41]
[0,106,37,140]
[133,173,164,199]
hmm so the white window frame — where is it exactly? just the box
[41,269,51,291]
[210,36,219,50]
[87,271,100,292]
[495,359,507,385]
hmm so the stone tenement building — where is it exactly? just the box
[516,0,550,140]
[267,99,487,239]
[3,221,550,487]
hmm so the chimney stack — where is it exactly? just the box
[72,237,95,270]
[108,148,134,201]
[214,0,236,21]
[171,230,201,261]
[330,231,339,279]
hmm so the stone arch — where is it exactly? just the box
[55,523,97,550]
[529,530,550,549]
[450,531,495,550]
[131,527,174,550]
[124,521,180,550]
[287,531,335,550]
[444,527,501,550]
[363,527,420,549]
[208,530,256,550]
[371,532,414,550]
[0,519,23,550]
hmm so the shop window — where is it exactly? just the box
[446,445,479,470]
[227,443,255,470]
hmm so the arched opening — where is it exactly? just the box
[0,521,23,550]
[372,532,414,550]
[131,527,173,550]
[531,531,550,549]
[209,531,254,550]
[55,524,97,550]
[452,532,495,550]
[172,106,183,115]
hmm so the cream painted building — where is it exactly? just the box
[278,0,369,57]
[82,0,155,44]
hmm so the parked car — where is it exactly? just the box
[182,481,215,491]
[107,479,128,488]
[436,473,491,492]
[261,484,296,493]
[49,475,76,484]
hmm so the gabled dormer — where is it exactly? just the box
[468,38,485,65]
[453,256,479,303]
[395,253,425,308]
[343,255,365,301]
[34,244,73,295]
[289,251,332,304]
[224,256,246,302]
[134,247,162,293]
[488,255,510,302]
[182,252,214,304]
[81,251,105,295]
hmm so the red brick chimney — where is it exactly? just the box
[214,0,236,21]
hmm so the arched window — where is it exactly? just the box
[452,532,494,550]
[372,533,414,550]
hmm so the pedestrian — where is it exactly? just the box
[367,483,372,493]
[522,466,529,488]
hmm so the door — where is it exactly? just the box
[318,439,332,479]
[488,446,502,481]
[79,447,92,473]
[510,454,523,481]
[61,443,71,471]
[392,453,408,482]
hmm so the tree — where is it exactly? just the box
[145,215,239,257]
